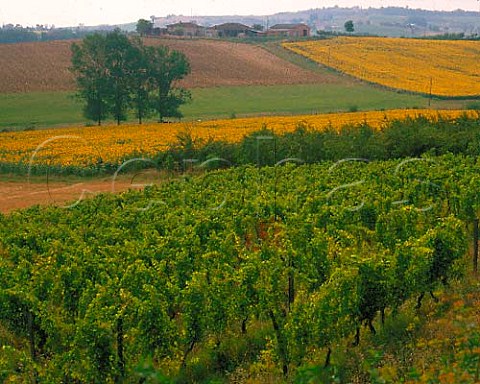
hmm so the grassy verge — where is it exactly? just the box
[0,85,472,131]
[181,84,435,120]
[0,92,84,130]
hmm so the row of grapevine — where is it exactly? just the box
[1,154,479,381]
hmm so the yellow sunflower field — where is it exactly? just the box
[0,109,474,168]
[284,37,480,97]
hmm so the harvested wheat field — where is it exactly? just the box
[0,38,338,93]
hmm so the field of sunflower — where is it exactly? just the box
[0,109,474,169]
[283,37,480,97]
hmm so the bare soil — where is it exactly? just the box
[0,176,157,213]
[145,38,340,88]
[0,40,74,93]
[0,38,339,93]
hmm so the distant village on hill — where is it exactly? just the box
[149,6,480,38]
[1,6,479,43]
[152,21,311,38]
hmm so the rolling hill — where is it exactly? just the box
[0,38,339,93]
[284,37,480,97]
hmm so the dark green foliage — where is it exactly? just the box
[0,25,98,44]
[421,32,466,40]
[71,33,110,125]
[128,42,153,124]
[158,114,480,170]
[0,26,37,43]
[103,30,135,125]
[148,46,191,122]
[136,19,153,37]
[0,156,475,381]
[345,20,355,33]
[70,30,191,125]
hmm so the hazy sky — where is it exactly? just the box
[1,0,479,27]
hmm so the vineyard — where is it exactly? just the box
[0,109,474,170]
[2,31,480,383]
[1,154,479,382]
[284,37,480,97]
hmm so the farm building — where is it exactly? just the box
[212,23,253,38]
[266,23,311,37]
[151,27,167,36]
[166,22,206,37]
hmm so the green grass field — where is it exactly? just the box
[181,84,432,119]
[0,84,469,131]
[0,92,84,130]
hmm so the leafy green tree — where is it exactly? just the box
[129,42,153,124]
[71,30,191,125]
[344,20,355,33]
[148,46,191,122]
[71,30,133,125]
[71,33,110,125]
[136,18,153,36]
[104,30,137,125]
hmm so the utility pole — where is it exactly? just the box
[428,77,433,107]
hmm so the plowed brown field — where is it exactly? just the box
[0,38,338,93]
[0,40,74,93]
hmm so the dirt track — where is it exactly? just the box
[0,38,338,93]
[0,178,148,213]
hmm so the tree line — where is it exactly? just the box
[0,25,94,44]
[70,29,191,125]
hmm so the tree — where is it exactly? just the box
[104,30,137,125]
[344,20,355,33]
[129,41,154,124]
[71,33,110,125]
[136,19,153,37]
[148,46,191,122]
[71,30,134,125]
[71,30,191,125]
[252,24,264,31]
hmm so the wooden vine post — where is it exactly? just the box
[474,218,479,274]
